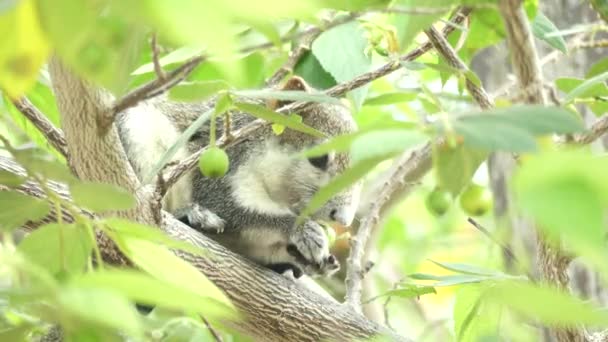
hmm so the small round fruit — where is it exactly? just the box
[199,147,229,178]
[459,183,492,217]
[425,188,452,216]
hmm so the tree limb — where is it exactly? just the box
[0,156,408,342]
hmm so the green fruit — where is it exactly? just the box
[425,188,452,216]
[198,147,229,178]
[325,226,337,247]
[459,183,492,217]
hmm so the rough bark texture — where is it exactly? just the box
[32,57,411,341]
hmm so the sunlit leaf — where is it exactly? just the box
[555,77,608,99]
[350,129,428,164]
[0,191,50,231]
[365,284,436,303]
[235,102,325,138]
[132,46,203,75]
[363,92,417,106]
[13,150,75,182]
[233,89,340,104]
[70,181,135,213]
[392,0,451,50]
[586,57,608,79]
[429,260,505,277]
[486,280,608,326]
[0,170,24,186]
[169,81,231,102]
[454,285,500,342]
[0,0,50,98]
[434,143,487,196]
[71,269,234,320]
[18,223,92,275]
[312,21,371,109]
[563,71,608,103]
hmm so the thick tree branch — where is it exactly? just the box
[11,97,69,158]
[498,1,584,341]
[0,156,408,342]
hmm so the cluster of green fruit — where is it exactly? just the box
[425,184,492,217]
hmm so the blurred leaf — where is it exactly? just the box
[115,237,235,313]
[486,280,608,326]
[144,108,213,184]
[586,57,608,78]
[312,21,371,109]
[563,71,608,103]
[0,324,34,341]
[0,191,50,231]
[57,287,142,337]
[514,152,608,271]
[434,143,487,196]
[302,121,418,158]
[365,284,436,303]
[132,46,203,75]
[409,273,495,286]
[13,150,75,182]
[363,92,417,106]
[103,218,207,257]
[454,285,500,342]
[297,156,386,224]
[453,120,537,152]
[531,12,567,53]
[0,170,24,186]
[294,51,337,90]
[350,129,428,164]
[0,0,50,98]
[37,1,145,94]
[324,0,390,11]
[169,81,230,102]
[235,102,326,138]
[70,181,135,213]
[71,269,234,320]
[233,89,340,104]
[429,260,505,277]
[214,92,233,114]
[392,0,451,50]
[18,223,92,275]
[590,0,608,23]
[555,77,608,98]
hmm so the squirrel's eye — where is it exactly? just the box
[308,154,329,170]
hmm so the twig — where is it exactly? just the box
[11,97,69,158]
[160,7,474,197]
[424,26,493,110]
[573,114,608,144]
[151,33,166,81]
[103,55,206,133]
[467,218,518,268]
[201,316,224,342]
[344,143,433,310]
[266,33,317,87]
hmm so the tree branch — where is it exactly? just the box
[11,97,69,158]
[0,156,409,342]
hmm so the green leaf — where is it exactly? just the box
[453,120,538,152]
[57,287,142,337]
[556,77,608,99]
[454,285,500,342]
[514,151,608,271]
[434,143,487,196]
[18,223,92,275]
[70,181,135,213]
[168,81,230,102]
[114,237,234,312]
[0,170,24,186]
[586,57,608,79]
[235,102,326,138]
[293,51,337,90]
[144,108,213,184]
[132,46,203,75]
[393,0,451,50]
[590,0,608,23]
[429,260,505,277]
[233,89,340,105]
[13,151,75,182]
[409,273,496,287]
[0,191,50,231]
[531,12,567,53]
[350,129,428,164]
[563,71,608,103]
[214,92,234,114]
[365,284,436,303]
[485,280,608,326]
[363,92,417,106]
[103,218,207,257]
[312,21,371,109]
[71,269,235,320]
[297,157,387,224]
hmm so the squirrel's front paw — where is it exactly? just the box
[176,204,225,233]
[288,221,340,276]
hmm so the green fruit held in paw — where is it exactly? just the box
[459,183,492,217]
[425,188,452,216]
[199,147,229,178]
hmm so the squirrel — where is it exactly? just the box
[117,76,361,279]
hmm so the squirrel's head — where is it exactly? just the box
[269,76,361,227]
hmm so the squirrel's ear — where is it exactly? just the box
[267,76,312,110]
